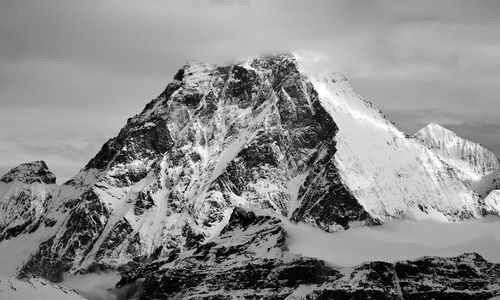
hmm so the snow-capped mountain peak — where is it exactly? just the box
[414,123,500,198]
[415,123,499,176]
[0,161,56,185]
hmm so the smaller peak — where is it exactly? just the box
[423,122,447,131]
[417,123,456,137]
[0,161,56,184]
[426,122,441,128]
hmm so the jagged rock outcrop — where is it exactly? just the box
[118,207,500,300]
[5,54,498,281]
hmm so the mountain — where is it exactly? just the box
[1,53,500,299]
[0,161,57,241]
[414,123,499,176]
[414,123,500,198]
[0,161,56,185]
[0,161,62,276]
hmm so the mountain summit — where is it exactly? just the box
[0,161,56,184]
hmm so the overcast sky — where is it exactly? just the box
[1,0,499,182]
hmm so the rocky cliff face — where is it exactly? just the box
[1,54,500,298]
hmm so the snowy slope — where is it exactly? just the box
[0,276,85,300]
[0,162,65,277]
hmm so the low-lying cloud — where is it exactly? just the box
[60,272,122,300]
[287,216,500,267]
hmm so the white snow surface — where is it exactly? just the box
[0,276,85,300]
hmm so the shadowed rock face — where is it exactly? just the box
[0,161,56,184]
[119,207,500,300]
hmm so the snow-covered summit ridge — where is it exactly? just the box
[414,123,499,177]
[415,123,500,175]
[0,161,56,185]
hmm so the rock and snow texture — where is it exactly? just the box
[119,207,500,299]
[0,161,56,185]
[414,123,500,192]
[0,161,61,276]
[414,122,500,211]
[414,123,499,178]
[0,53,499,290]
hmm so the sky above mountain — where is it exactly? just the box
[1,0,499,182]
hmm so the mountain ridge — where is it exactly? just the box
[414,122,500,199]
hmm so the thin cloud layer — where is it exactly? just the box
[1,0,499,181]
[287,216,500,267]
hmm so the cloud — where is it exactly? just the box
[0,0,499,176]
[287,216,500,267]
[60,271,121,300]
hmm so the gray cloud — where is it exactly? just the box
[0,0,499,180]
